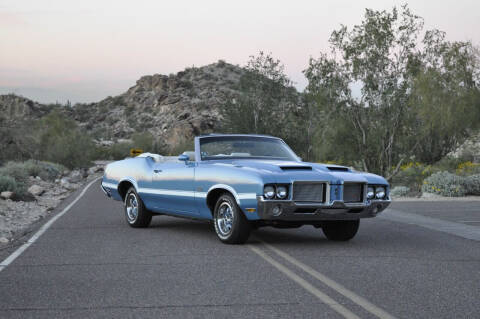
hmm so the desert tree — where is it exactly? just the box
[220,52,300,143]
[304,4,480,178]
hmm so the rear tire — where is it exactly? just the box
[124,187,152,228]
[322,220,359,241]
[213,194,251,244]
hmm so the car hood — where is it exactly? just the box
[214,159,389,185]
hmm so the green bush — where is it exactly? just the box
[390,186,410,197]
[432,156,465,173]
[0,162,30,189]
[37,111,95,169]
[26,160,66,181]
[456,161,480,176]
[0,160,66,195]
[0,175,19,193]
[97,142,133,160]
[2,160,64,182]
[168,138,194,156]
[391,162,432,193]
[421,171,467,197]
[464,174,480,195]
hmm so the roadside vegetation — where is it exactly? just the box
[390,158,480,197]
[219,5,480,196]
[1,5,479,198]
[0,160,66,200]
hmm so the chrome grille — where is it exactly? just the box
[293,182,324,202]
[343,183,363,203]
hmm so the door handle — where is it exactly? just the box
[153,169,162,173]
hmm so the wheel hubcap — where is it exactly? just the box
[126,193,139,222]
[216,202,234,236]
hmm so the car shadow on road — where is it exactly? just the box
[148,216,334,245]
[251,228,331,246]
[148,217,218,239]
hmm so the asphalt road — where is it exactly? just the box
[0,180,479,319]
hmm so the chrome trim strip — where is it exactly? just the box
[138,188,194,197]
[102,182,117,189]
[138,187,256,200]
[238,193,258,200]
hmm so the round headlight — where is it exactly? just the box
[276,186,288,199]
[375,186,386,199]
[264,185,275,199]
[367,186,375,199]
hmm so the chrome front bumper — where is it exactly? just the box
[256,196,391,221]
[101,184,112,197]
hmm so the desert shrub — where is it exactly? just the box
[0,160,65,186]
[456,161,480,176]
[392,162,433,193]
[0,162,29,188]
[464,174,480,195]
[110,95,124,106]
[26,160,66,181]
[124,105,135,116]
[168,138,195,156]
[421,171,467,197]
[432,156,465,173]
[0,175,19,193]
[96,142,132,160]
[390,186,410,197]
[37,111,95,169]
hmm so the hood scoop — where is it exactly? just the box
[327,166,349,172]
[280,166,312,171]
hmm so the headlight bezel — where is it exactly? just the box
[375,186,386,199]
[276,185,288,199]
[367,186,375,199]
[366,185,388,200]
[263,185,276,199]
[263,184,289,200]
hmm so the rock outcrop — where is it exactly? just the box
[1,61,245,148]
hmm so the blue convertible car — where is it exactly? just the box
[101,134,390,244]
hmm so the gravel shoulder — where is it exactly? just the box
[0,162,106,246]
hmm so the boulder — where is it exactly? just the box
[0,237,9,244]
[60,177,75,190]
[68,170,83,183]
[88,166,104,175]
[28,185,45,196]
[1,191,14,200]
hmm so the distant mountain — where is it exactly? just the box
[0,61,246,146]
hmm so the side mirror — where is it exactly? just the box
[178,154,189,163]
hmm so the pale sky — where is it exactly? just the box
[1,0,479,104]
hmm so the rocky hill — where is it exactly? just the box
[0,61,245,147]
[0,94,54,124]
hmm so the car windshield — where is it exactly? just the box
[199,136,299,161]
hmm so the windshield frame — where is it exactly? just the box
[196,135,300,162]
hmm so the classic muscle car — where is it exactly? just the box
[101,134,391,244]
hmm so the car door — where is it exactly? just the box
[150,161,198,215]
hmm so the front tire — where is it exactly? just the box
[213,194,251,244]
[124,187,152,228]
[322,220,360,241]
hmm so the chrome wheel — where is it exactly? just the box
[216,202,234,237]
[126,193,139,223]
